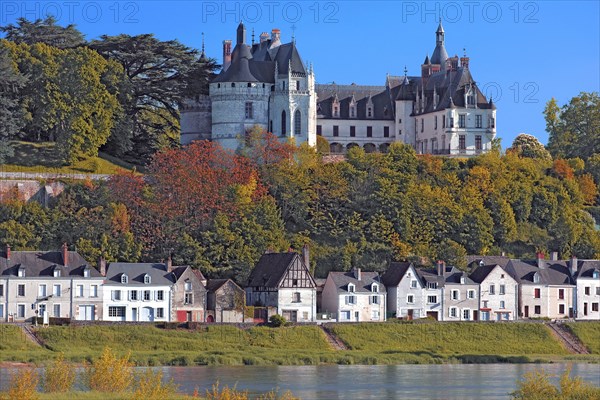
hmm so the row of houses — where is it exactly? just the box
[1,245,599,323]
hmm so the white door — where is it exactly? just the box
[141,307,154,322]
[78,305,95,321]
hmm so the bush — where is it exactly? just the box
[269,314,286,327]
[85,347,134,393]
[511,368,600,399]
[5,368,39,400]
[42,353,75,393]
[131,369,178,400]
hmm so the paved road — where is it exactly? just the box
[0,171,111,181]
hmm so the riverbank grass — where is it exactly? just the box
[564,322,600,354]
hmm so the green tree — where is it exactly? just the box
[1,16,85,49]
[0,41,26,162]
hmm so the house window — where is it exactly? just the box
[90,285,98,298]
[17,304,25,318]
[341,311,351,321]
[407,295,414,304]
[18,284,25,297]
[476,115,482,128]
[371,283,379,293]
[411,280,418,289]
[111,290,121,301]
[534,305,541,314]
[475,135,482,151]
[462,309,471,320]
[296,80,300,90]
[450,307,458,318]
[76,285,84,297]
[144,275,151,284]
[350,106,355,118]
[302,311,309,320]
[108,306,126,317]
[534,288,541,298]
[53,284,61,297]
[294,110,301,135]
[367,107,372,118]
[18,268,25,277]
[459,135,466,151]
[427,295,437,304]
[459,114,466,128]
[38,284,47,298]
[350,126,356,137]
[434,116,438,129]
[384,126,390,137]
[157,290,164,301]
[143,290,151,301]
[597,287,600,295]
[489,117,495,128]
[184,281,192,291]
[316,125,322,136]
[121,275,128,284]
[483,300,488,308]
[558,289,564,300]
[449,117,454,128]
[0,284,3,297]
[371,310,380,320]
[38,304,46,318]
[346,295,356,305]
[292,292,301,303]
[442,115,446,128]
[156,308,164,318]
[333,106,339,117]
[184,293,193,304]
[421,119,424,132]
[428,282,437,289]
[333,125,339,137]
[83,268,90,278]
[559,304,565,314]
[348,283,355,293]
[585,287,590,295]
[533,273,540,283]
[499,285,506,295]
[130,290,138,301]
[53,304,60,318]
[371,295,379,304]
[0,304,4,318]
[467,290,475,299]
[592,303,599,312]
[500,301,505,309]
[451,290,459,300]
[281,110,287,136]
[367,126,373,137]
[292,279,298,287]
[54,269,61,277]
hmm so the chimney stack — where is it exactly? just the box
[98,256,106,276]
[536,252,545,269]
[222,40,232,71]
[62,243,68,267]
[460,56,469,69]
[550,251,558,261]
[437,260,444,276]
[6,244,10,261]
[260,32,269,43]
[570,255,578,276]
[302,244,310,270]
[271,28,281,44]
[167,255,173,273]
[354,268,362,281]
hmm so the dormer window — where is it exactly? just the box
[18,267,25,277]
[83,268,90,278]
[144,274,151,284]
[460,276,466,284]
[333,106,339,117]
[593,270,599,279]
[367,107,373,118]
[348,283,355,293]
[479,260,484,267]
[121,274,128,284]
[54,268,61,278]
[371,283,379,293]
[533,272,540,283]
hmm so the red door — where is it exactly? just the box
[177,310,187,322]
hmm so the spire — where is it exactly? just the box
[431,19,448,66]
[236,21,246,45]
[489,97,496,109]
[437,18,444,34]
[200,32,207,61]
[423,54,430,64]
[251,28,255,45]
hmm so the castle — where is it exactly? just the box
[180,21,497,156]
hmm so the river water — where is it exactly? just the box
[1,363,599,399]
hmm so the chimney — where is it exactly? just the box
[62,243,68,267]
[550,251,558,261]
[302,244,310,270]
[98,256,106,276]
[260,32,269,43]
[166,255,173,273]
[460,56,469,69]
[536,252,545,269]
[6,244,10,261]
[437,260,444,276]
[355,268,362,281]
[271,28,281,44]
[222,40,232,71]
[570,255,578,276]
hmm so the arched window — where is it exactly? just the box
[281,110,287,136]
[121,274,128,284]
[294,110,301,135]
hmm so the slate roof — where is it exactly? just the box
[467,255,511,269]
[415,268,445,287]
[505,259,574,285]
[316,84,394,120]
[0,250,100,278]
[468,264,497,283]
[381,262,413,287]
[326,270,384,293]
[246,252,297,287]
[573,260,600,279]
[105,263,174,285]
[205,278,230,292]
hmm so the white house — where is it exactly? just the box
[414,267,445,320]
[245,247,317,322]
[102,262,173,322]
[321,268,386,322]
[571,258,600,320]
[382,262,427,319]
[470,261,519,321]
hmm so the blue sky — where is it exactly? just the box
[1,1,598,147]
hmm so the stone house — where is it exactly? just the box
[170,265,207,322]
[0,244,103,322]
[206,278,245,323]
[414,267,445,320]
[469,260,519,321]
[440,264,480,321]
[321,268,386,322]
[382,262,427,320]
[246,246,317,322]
